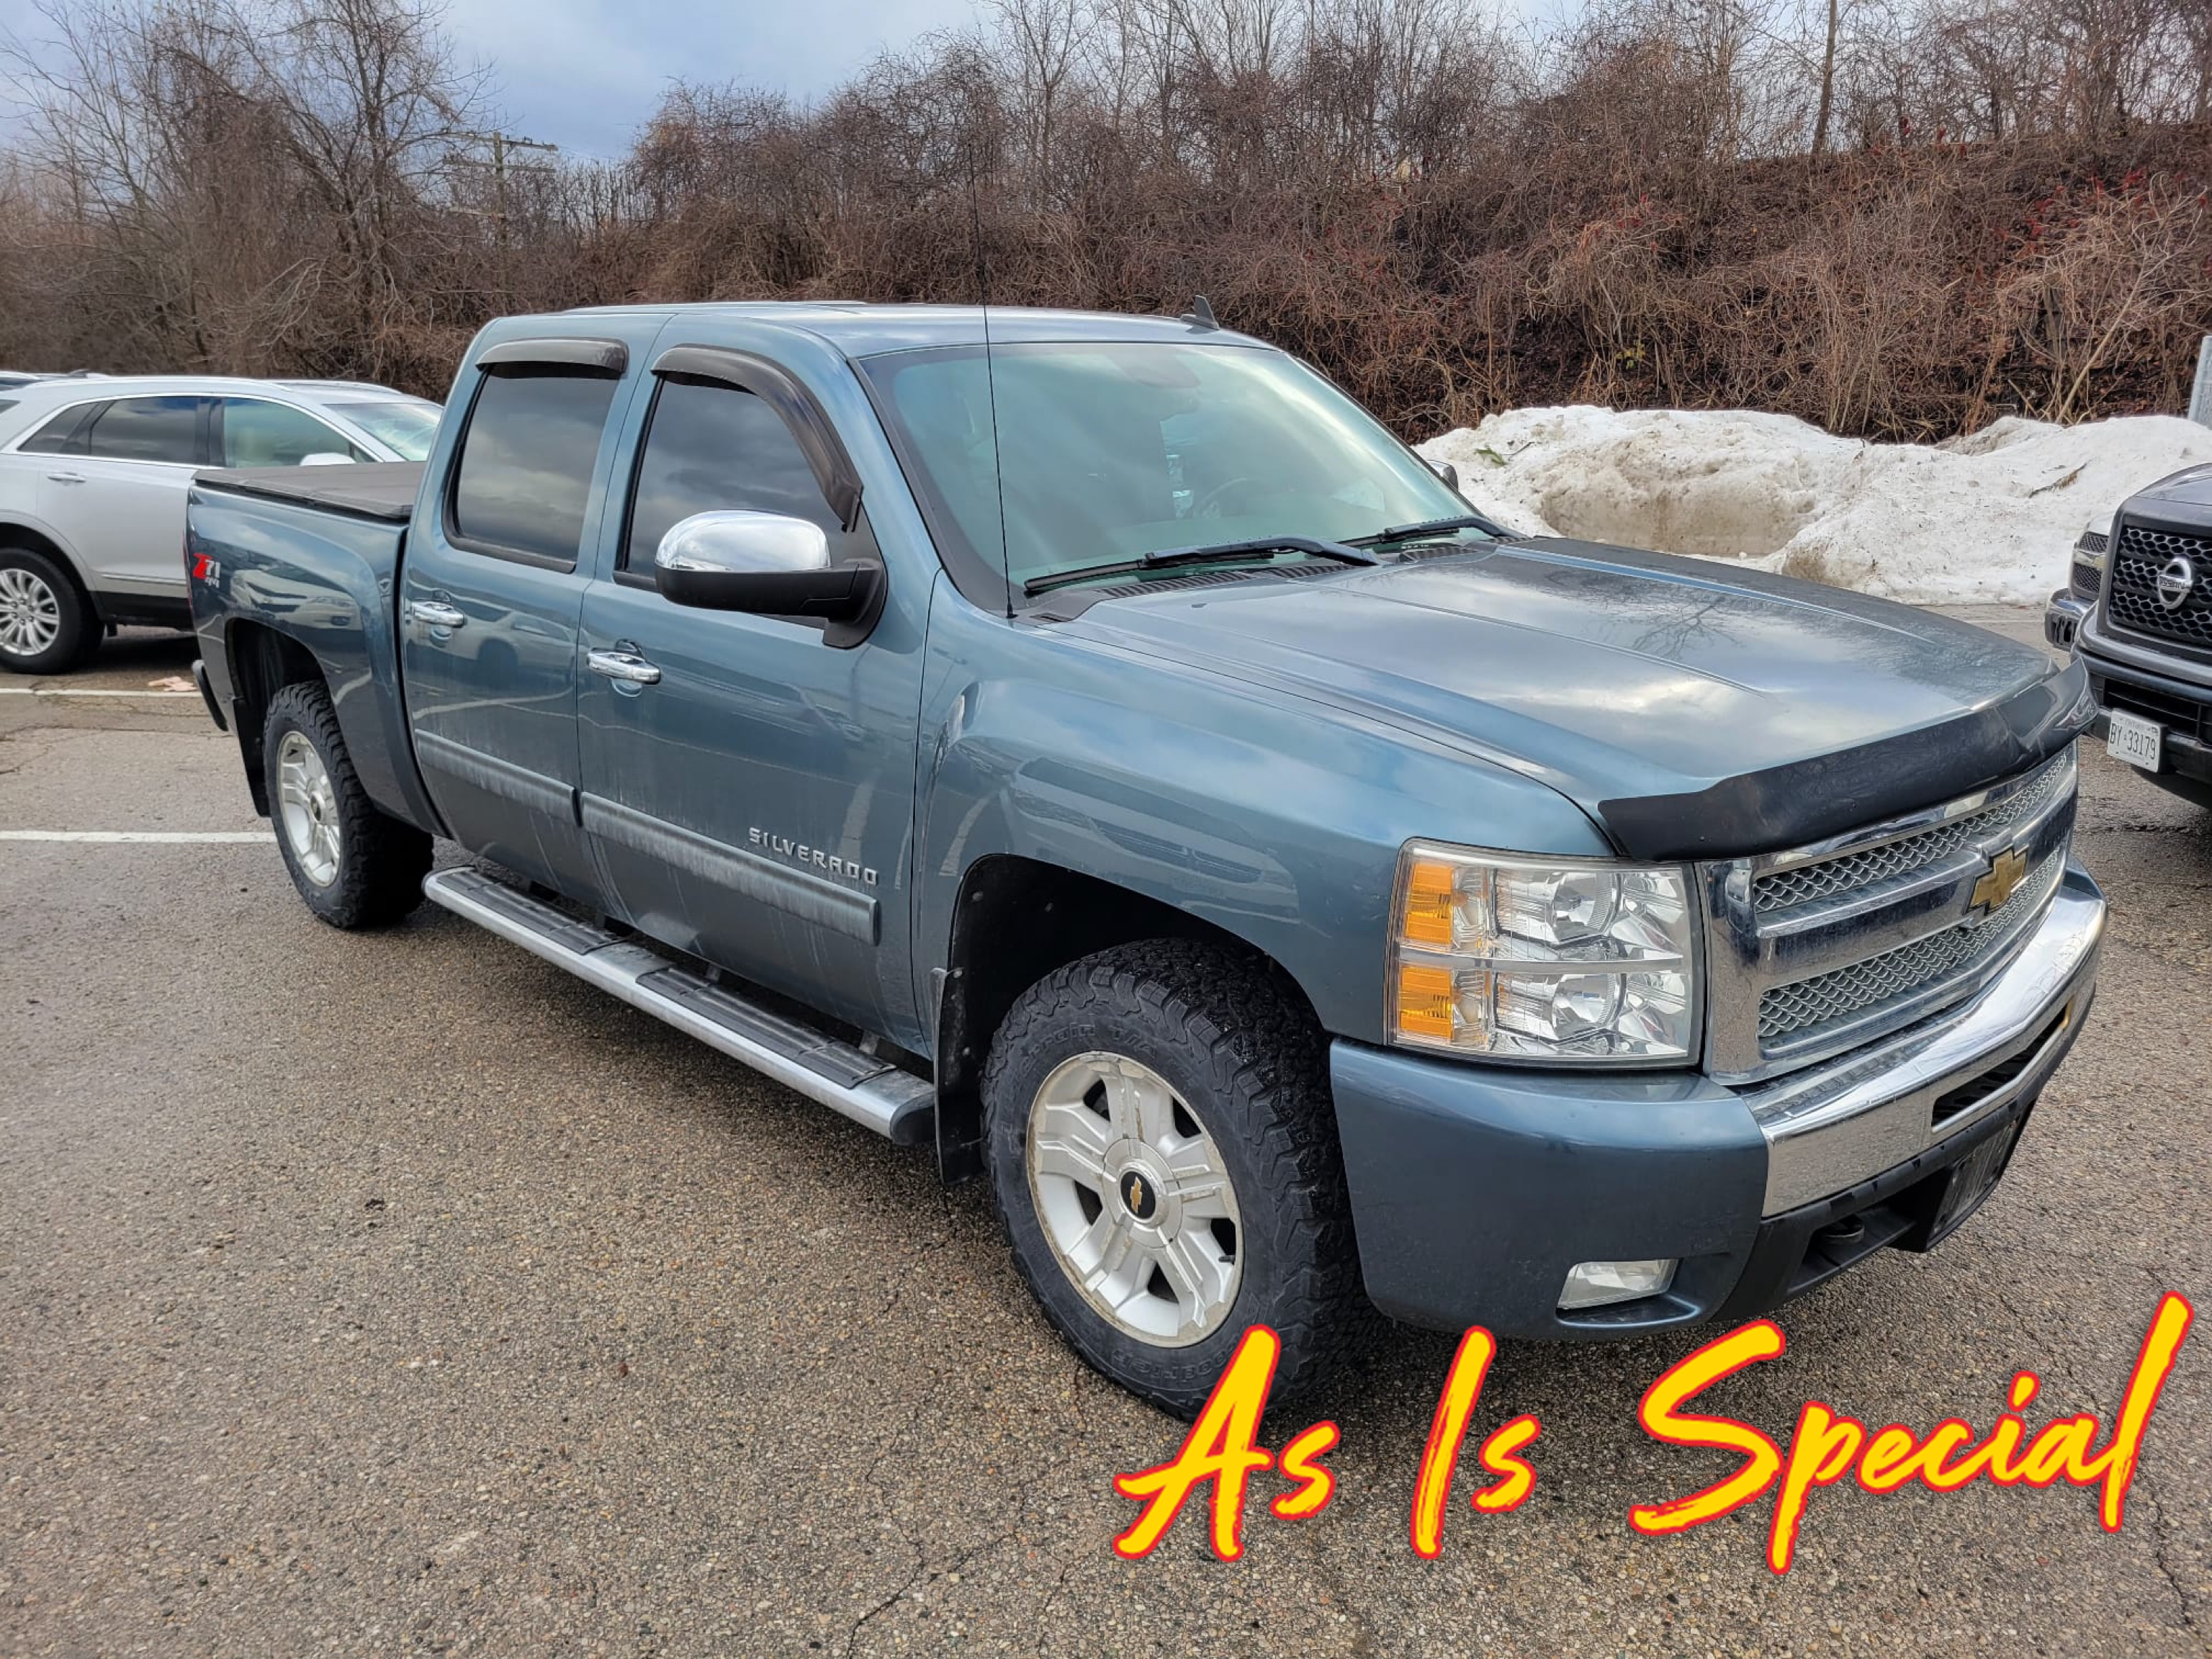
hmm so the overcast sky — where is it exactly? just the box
[0,0,985,157]
[439,0,988,159]
[6,0,1559,161]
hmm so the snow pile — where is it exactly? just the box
[1418,406,2212,604]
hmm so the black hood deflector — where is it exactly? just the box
[1596,657,2094,861]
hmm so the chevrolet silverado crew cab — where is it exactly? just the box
[2049,467,2212,811]
[185,305,2105,1413]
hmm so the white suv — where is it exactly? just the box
[0,375,440,672]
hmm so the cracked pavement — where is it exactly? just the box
[1,613,2207,1656]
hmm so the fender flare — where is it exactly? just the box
[0,513,98,598]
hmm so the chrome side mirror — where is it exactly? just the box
[300,451,357,467]
[1426,457,1460,493]
[653,510,882,626]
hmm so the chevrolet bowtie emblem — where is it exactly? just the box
[1970,846,2029,915]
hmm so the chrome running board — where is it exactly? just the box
[423,868,935,1145]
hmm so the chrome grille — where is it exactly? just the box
[1750,753,2069,916]
[2069,529,2107,601]
[1699,745,2077,1083]
[1758,849,2063,1042]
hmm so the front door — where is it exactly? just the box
[400,341,641,902]
[577,358,925,1040]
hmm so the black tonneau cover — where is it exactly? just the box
[193,461,425,524]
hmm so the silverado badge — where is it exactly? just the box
[1969,845,2030,917]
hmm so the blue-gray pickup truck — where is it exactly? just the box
[185,304,2105,1413]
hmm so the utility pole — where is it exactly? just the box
[431,128,559,302]
[1812,0,1840,157]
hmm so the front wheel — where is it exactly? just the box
[262,681,432,928]
[984,940,1362,1416]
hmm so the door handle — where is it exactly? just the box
[407,600,467,629]
[45,472,86,484]
[588,648,661,685]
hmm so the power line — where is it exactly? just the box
[430,128,560,300]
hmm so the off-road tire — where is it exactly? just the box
[984,940,1363,1418]
[262,681,432,928]
[0,546,96,675]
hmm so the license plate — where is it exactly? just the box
[1930,1130,2017,1241]
[2106,708,2164,771]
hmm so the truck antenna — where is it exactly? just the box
[1179,295,1218,331]
[970,173,1013,619]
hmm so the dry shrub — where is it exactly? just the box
[1986,176,2212,423]
[1717,173,1963,437]
[1532,198,1692,404]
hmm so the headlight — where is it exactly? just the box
[1389,841,1700,1064]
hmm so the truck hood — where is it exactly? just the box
[1068,538,2091,860]
[2127,463,2212,515]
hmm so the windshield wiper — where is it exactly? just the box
[1022,536,1377,598]
[1349,512,1514,548]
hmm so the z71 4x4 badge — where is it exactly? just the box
[749,827,878,888]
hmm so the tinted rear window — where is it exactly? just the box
[19,403,100,454]
[84,395,204,464]
[449,369,619,565]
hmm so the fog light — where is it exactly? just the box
[1557,1258,1678,1311]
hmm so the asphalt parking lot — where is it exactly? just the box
[3,611,2208,1658]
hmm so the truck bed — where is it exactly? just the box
[193,461,425,523]
[187,464,442,836]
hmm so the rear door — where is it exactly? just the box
[399,336,644,902]
[30,395,208,592]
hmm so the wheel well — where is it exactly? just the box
[225,619,327,814]
[0,523,95,611]
[931,855,1319,1181]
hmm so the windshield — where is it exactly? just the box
[329,397,441,462]
[858,341,1473,601]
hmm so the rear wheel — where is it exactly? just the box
[984,940,1362,1416]
[0,548,95,675]
[262,681,432,927]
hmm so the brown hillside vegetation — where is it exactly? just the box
[2,0,2208,442]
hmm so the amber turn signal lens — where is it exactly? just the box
[1395,962,1457,1041]
[1402,859,1458,947]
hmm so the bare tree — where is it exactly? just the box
[2,0,483,377]
[2,0,2207,436]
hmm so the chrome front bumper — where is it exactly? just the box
[1741,861,2104,1213]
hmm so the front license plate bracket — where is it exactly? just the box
[2105,708,2164,772]
[1923,1123,2023,1246]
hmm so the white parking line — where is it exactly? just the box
[0,830,270,842]
[0,688,201,697]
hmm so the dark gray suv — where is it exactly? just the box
[2055,466,2212,809]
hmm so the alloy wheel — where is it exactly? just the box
[1025,1051,1244,1347]
[275,729,342,886]
[0,567,60,658]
